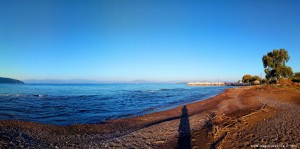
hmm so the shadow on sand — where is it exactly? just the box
[177,105,191,149]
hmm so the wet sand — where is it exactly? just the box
[1,85,300,148]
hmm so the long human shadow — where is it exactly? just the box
[177,105,191,149]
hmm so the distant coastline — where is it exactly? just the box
[0,77,24,84]
[187,81,225,86]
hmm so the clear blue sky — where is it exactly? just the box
[0,0,299,82]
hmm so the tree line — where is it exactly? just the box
[242,49,299,84]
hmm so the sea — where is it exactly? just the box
[0,84,232,126]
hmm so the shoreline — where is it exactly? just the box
[0,84,230,126]
[1,85,300,148]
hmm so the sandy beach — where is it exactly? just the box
[1,84,300,148]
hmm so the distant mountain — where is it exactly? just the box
[126,80,161,84]
[23,79,201,84]
[0,77,24,84]
[23,79,104,84]
[23,79,177,84]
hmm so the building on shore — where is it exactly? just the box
[187,82,225,86]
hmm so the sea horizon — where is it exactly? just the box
[19,78,235,84]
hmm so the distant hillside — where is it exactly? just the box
[0,77,24,84]
[23,79,104,84]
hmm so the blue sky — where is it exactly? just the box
[0,0,299,82]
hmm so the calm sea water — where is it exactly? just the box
[0,84,232,126]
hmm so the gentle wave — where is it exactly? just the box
[0,84,232,125]
[0,94,104,100]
